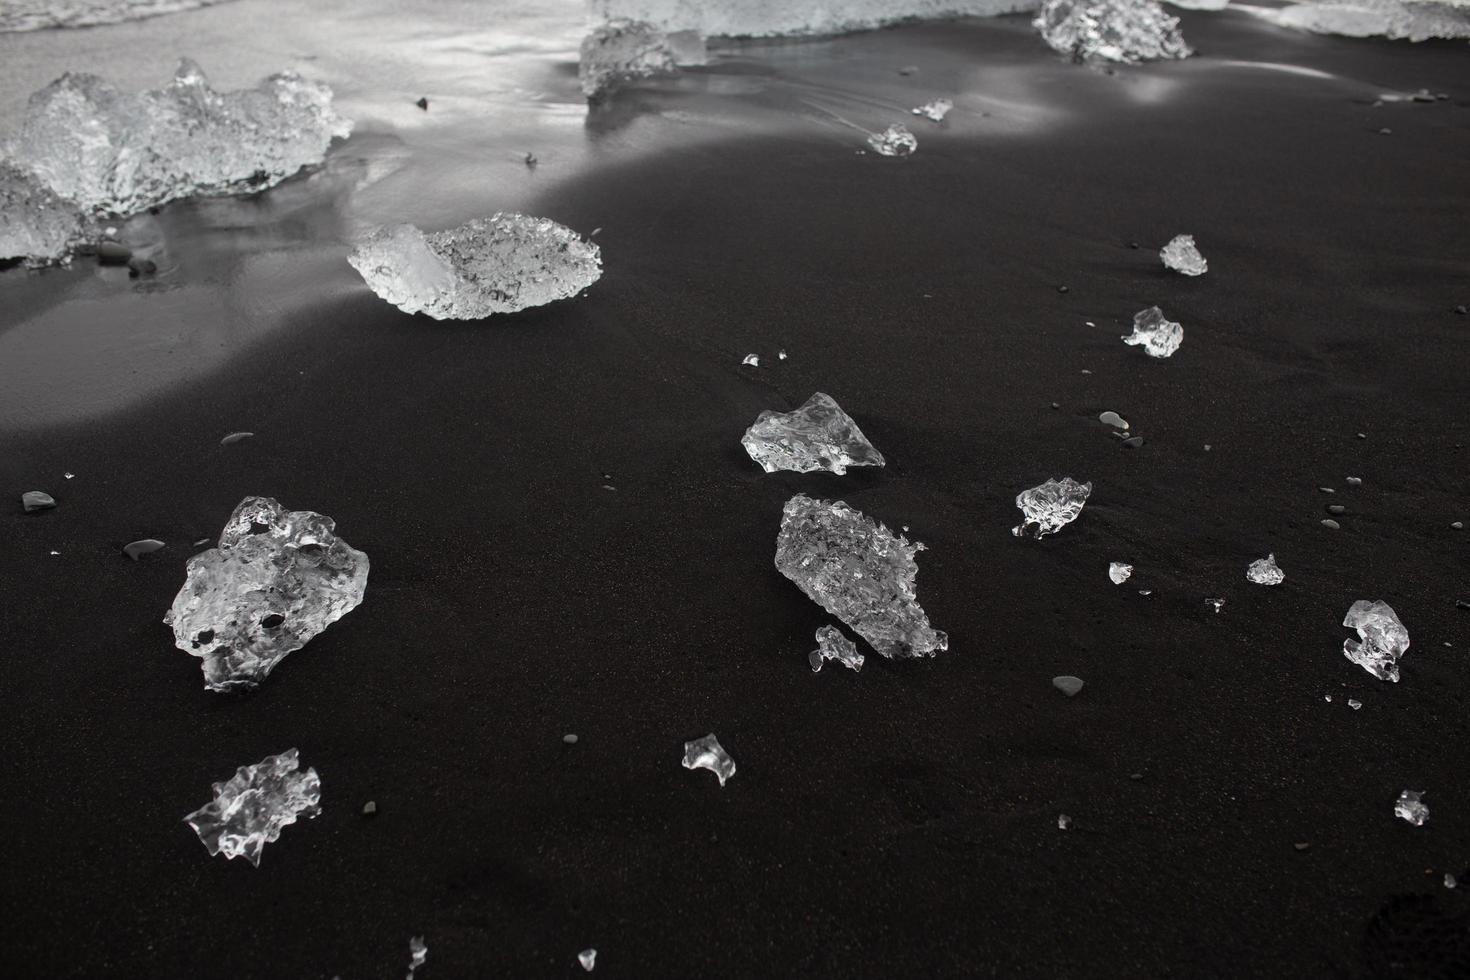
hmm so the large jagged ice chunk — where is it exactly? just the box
[183,748,321,865]
[587,0,1041,37]
[741,392,885,475]
[1161,234,1207,276]
[348,215,602,320]
[868,124,917,157]
[1238,1,1470,42]
[775,494,947,658]
[579,19,701,98]
[1013,477,1091,538]
[810,624,864,672]
[1247,554,1285,585]
[1033,0,1193,63]
[4,59,351,216]
[164,496,369,693]
[0,161,94,265]
[912,99,954,122]
[1342,599,1409,682]
[1122,306,1182,358]
[1394,789,1428,826]
[682,733,736,786]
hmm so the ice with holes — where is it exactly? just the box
[741,392,885,475]
[183,748,321,865]
[1033,0,1192,63]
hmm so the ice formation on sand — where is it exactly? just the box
[3,58,350,216]
[912,98,954,122]
[1160,234,1207,276]
[741,392,885,475]
[810,624,865,672]
[579,19,706,98]
[775,495,948,658]
[165,496,369,693]
[1033,0,1193,62]
[1342,599,1410,682]
[348,215,602,320]
[1238,0,1470,42]
[1109,561,1132,584]
[868,124,917,157]
[1394,789,1428,826]
[587,0,1039,38]
[1122,306,1182,358]
[183,748,321,865]
[1246,554,1284,585]
[682,734,736,785]
[0,162,93,265]
[1013,477,1091,538]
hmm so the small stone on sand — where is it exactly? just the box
[362,800,377,816]
[1053,675,1084,697]
[415,97,428,110]
[1345,476,1362,486]
[122,539,165,560]
[220,432,254,446]
[1321,519,1340,530]
[1327,504,1346,515]
[22,491,56,512]
[563,733,579,744]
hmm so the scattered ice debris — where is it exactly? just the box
[1321,519,1341,530]
[579,19,703,99]
[1394,790,1428,826]
[1160,234,1207,276]
[867,124,918,157]
[1034,0,1193,63]
[1053,675,1085,697]
[1109,562,1133,584]
[220,431,254,446]
[911,98,953,121]
[183,748,320,866]
[742,353,760,367]
[775,495,948,658]
[1098,411,1129,430]
[1058,814,1072,830]
[1205,597,1225,614]
[1246,554,1284,585]
[1327,504,1346,515]
[587,0,1041,38]
[0,161,94,265]
[1122,306,1182,358]
[741,392,885,475]
[406,936,427,979]
[1342,599,1409,682]
[1012,477,1092,538]
[810,624,865,673]
[1348,698,1363,710]
[21,490,55,512]
[165,496,369,693]
[123,539,166,560]
[579,949,598,972]
[348,214,601,320]
[682,733,735,786]
[1238,0,1470,42]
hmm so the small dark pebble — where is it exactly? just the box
[1456,600,1470,611]
[1056,285,1069,294]
[1355,432,1367,440]
[97,241,132,265]
[1122,436,1145,449]
[415,97,428,110]
[1455,305,1467,315]
[1050,402,1060,410]
[1327,504,1346,515]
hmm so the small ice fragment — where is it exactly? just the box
[1342,599,1409,682]
[1246,554,1285,585]
[1053,675,1084,697]
[124,539,166,560]
[1394,790,1428,826]
[810,624,865,672]
[1160,234,1207,276]
[21,491,55,512]
[1058,814,1072,830]
[362,800,377,815]
[911,98,953,122]
[741,353,760,367]
[1325,694,1333,702]
[1122,306,1182,358]
[1205,597,1225,613]
[579,19,697,99]
[682,733,735,786]
[1109,562,1133,584]
[1012,477,1092,538]
[1346,476,1363,486]
[1033,0,1193,63]
[742,392,885,475]
[1348,698,1362,710]
[563,733,579,744]
[1321,519,1341,530]
[407,936,427,979]
[220,432,254,446]
[1447,873,1458,889]
[183,748,320,865]
[1098,411,1129,430]
[579,949,597,971]
[0,161,94,265]
[63,472,74,479]
[1138,589,1152,596]
[777,349,788,360]
[867,124,917,157]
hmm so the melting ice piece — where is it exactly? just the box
[1160,234,1207,276]
[1342,599,1409,682]
[742,353,760,366]
[0,161,93,265]
[1109,561,1133,584]
[183,748,321,865]
[579,949,597,972]
[3,59,350,216]
[1122,306,1182,358]
[741,392,885,475]
[588,0,1040,37]
[1033,0,1193,62]
[775,494,948,658]
[1246,554,1285,585]
[1239,0,1470,42]
[348,214,601,320]
[1394,789,1428,826]
[911,98,954,121]
[1012,477,1092,538]
[682,733,736,786]
[868,124,917,157]
[579,19,701,98]
[165,496,369,693]
[809,624,865,672]
[406,936,427,979]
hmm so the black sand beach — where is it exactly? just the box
[2,8,1469,978]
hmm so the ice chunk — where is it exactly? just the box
[579,19,702,99]
[1033,0,1193,62]
[682,733,736,786]
[911,98,954,122]
[183,748,321,865]
[1012,477,1092,538]
[1238,1,1470,42]
[1109,561,1132,584]
[579,949,598,971]
[1394,789,1428,826]
[165,496,369,693]
[1342,599,1409,682]
[1160,234,1207,276]
[741,392,885,476]
[406,937,427,979]
[1053,675,1084,696]
[348,215,601,320]
[742,353,760,366]
[4,59,351,216]
[809,624,865,672]
[587,0,1041,38]
[868,124,917,157]
[1246,554,1284,585]
[0,161,93,265]
[1348,698,1362,710]
[1122,306,1182,358]
[775,494,948,658]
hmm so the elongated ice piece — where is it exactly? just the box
[579,19,699,98]
[586,0,1040,38]
[868,124,917,157]
[165,496,369,693]
[1013,477,1091,538]
[1161,234,1207,276]
[183,748,321,865]
[912,98,954,122]
[742,392,885,475]
[1122,306,1182,358]
[1342,599,1409,682]
[1394,789,1428,825]
[1033,0,1192,62]
[1246,554,1284,585]
[0,161,93,265]
[810,624,865,672]
[682,733,736,785]
[1238,1,1470,42]
[348,214,602,320]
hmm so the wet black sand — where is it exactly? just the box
[3,12,1470,978]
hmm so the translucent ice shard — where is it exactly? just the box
[1033,0,1193,63]
[741,392,885,476]
[682,733,736,786]
[1160,234,1207,276]
[587,0,1040,38]
[775,494,948,658]
[868,124,917,157]
[809,624,865,672]
[911,98,954,122]
[406,937,427,979]
[1122,306,1182,358]
[348,214,602,320]
[1394,789,1428,826]
[0,161,93,265]
[579,19,704,99]
[1246,554,1284,585]
[1012,477,1091,538]
[1342,599,1410,682]
[1238,0,1470,42]
[1109,561,1132,584]
[183,748,321,866]
[164,496,369,693]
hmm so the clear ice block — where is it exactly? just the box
[1394,789,1428,826]
[1160,234,1207,276]
[183,748,321,865]
[741,392,885,475]
[1012,477,1092,538]
[682,733,736,786]
[868,124,917,157]
[1108,561,1132,584]
[0,161,93,265]
[911,98,954,122]
[1122,306,1182,358]
[1246,554,1284,585]
[809,624,865,672]
[1033,0,1193,63]
[1342,599,1410,682]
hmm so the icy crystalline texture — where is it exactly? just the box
[912,98,954,122]
[682,733,736,786]
[587,0,1040,37]
[183,748,321,866]
[1342,599,1410,682]
[1246,554,1284,585]
[868,124,917,157]
[775,495,948,659]
[1122,306,1182,358]
[579,19,699,98]
[1240,1,1470,41]
[1160,234,1207,276]
[0,161,94,265]
[741,392,885,476]
[348,214,602,320]
[1033,0,1193,63]
[810,624,865,672]
[1109,561,1132,584]
[1394,789,1428,826]
[165,496,369,693]
[1012,477,1092,538]
[3,59,350,216]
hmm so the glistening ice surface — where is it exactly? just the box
[1342,599,1410,682]
[586,0,1040,37]
[1160,234,1207,276]
[0,162,93,265]
[868,124,918,157]
[741,392,885,475]
[810,624,865,672]
[1123,306,1183,358]
[182,748,321,866]
[1246,554,1284,585]
[682,734,736,785]
[1394,789,1429,825]
[1013,477,1092,538]
[1033,0,1193,62]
